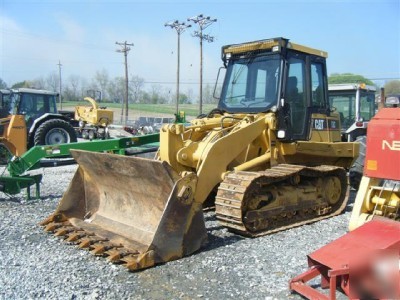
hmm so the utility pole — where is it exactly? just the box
[57,60,62,110]
[165,20,191,116]
[187,14,217,115]
[116,41,134,125]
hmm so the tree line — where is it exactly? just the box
[328,73,400,94]
[1,72,399,104]
[0,69,218,105]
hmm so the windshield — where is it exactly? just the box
[9,93,19,115]
[218,54,281,113]
[8,92,58,117]
[0,92,11,112]
[329,91,375,130]
[359,91,376,120]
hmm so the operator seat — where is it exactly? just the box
[287,76,299,100]
[286,76,305,136]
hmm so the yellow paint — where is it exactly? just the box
[366,159,377,171]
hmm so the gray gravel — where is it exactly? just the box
[0,164,354,300]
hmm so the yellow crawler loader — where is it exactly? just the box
[42,38,359,271]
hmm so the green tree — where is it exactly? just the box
[203,84,217,105]
[11,80,32,88]
[384,80,400,95]
[93,69,110,101]
[130,75,144,104]
[31,77,46,89]
[46,72,59,92]
[107,77,124,103]
[328,73,374,86]
[179,93,189,104]
[149,84,162,104]
[65,74,82,102]
[0,78,7,89]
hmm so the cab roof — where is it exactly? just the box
[328,83,376,92]
[10,88,58,96]
[222,37,328,58]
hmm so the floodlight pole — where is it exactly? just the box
[188,14,217,115]
[165,20,191,116]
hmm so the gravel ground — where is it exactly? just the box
[0,163,354,300]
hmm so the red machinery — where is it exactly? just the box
[363,107,400,180]
[290,107,400,300]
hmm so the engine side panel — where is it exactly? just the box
[364,108,400,181]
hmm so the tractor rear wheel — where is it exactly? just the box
[34,119,77,146]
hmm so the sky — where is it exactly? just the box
[0,0,399,97]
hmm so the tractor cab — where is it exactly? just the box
[8,88,58,129]
[0,88,77,154]
[328,83,376,141]
[218,37,335,142]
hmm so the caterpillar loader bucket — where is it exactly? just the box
[41,150,208,271]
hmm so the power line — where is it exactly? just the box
[1,28,114,52]
[135,80,217,84]
[1,54,122,67]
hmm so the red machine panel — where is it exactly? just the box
[290,219,400,300]
[364,108,400,180]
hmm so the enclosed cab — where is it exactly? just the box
[9,88,59,126]
[328,83,376,142]
[329,84,377,189]
[385,94,400,107]
[219,38,341,144]
[0,88,77,155]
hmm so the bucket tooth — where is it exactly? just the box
[40,213,68,226]
[65,231,90,242]
[123,250,155,271]
[78,239,91,249]
[105,249,138,262]
[54,226,75,237]
[44,220,71,232]
[106,251,121,262]
[90,244,107,255]
[90,242,121,256]
[43,222,60,232]
[78,237,107,249]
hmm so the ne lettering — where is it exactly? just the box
[382,140,400,151]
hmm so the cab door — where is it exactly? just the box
[284,52,309,141]
[308,57,341,142]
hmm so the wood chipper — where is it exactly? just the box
[41,38,359,271]
[74,97,114,140]
[290,106,400,300]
